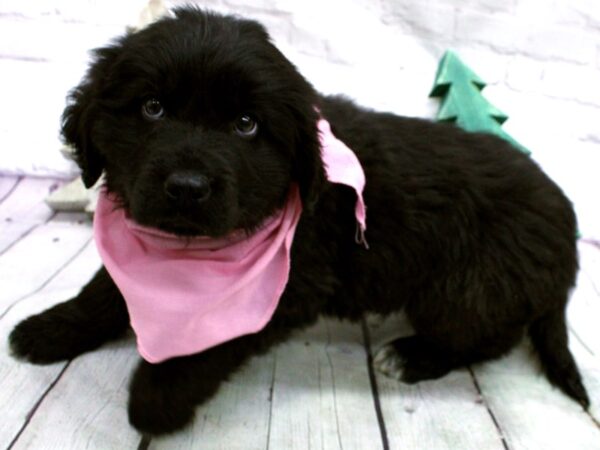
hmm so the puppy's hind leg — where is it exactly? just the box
[9,267,129,363]
[373,335,458,383]
[373,325,523,384]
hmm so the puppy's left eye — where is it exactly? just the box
[142,99,165,121]
[234,115,258,138]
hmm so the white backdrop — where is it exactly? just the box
[0,0,598,236]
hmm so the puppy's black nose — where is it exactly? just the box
[164,172,211,203]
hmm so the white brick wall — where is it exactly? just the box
[1,0,599,235]
[0,0,148,177]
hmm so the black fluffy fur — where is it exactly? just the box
[9,8,589,434]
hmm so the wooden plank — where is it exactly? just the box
[0,238,102,448]
[0,177,59,222]
[568,262,600,358]
[0,177,62,254]
[267,319,384,450]
[0,176,21,203]
[0,214,92,316]
[10,339,141,450]
[150,352,275,450]
[471,341,600,450]
[569,332,600,427]
[368,315,505,450]
[0,351,68,449]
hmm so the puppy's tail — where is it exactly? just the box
[529,308,590,409]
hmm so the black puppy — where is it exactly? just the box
[9,8,588,434]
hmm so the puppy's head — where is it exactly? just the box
[62,8,325,236]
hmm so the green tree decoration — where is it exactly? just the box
[430,50,530,155]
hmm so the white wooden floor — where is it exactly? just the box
[1,176,599,450]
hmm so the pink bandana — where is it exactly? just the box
[94,118,367,362]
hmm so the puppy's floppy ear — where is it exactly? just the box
[61,45,120,188]
[292,108,326,211]
[62,88,103,188]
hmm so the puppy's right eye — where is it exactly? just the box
[233,115,258,139]
[142,99,165,121]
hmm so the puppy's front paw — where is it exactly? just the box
[128,382,195,435]
[9,314,80,364]
[128,359,201,435]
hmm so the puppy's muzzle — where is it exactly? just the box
[164,172,212,204]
